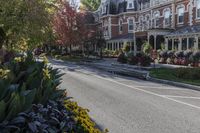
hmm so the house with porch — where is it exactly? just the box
[94,0,200,53]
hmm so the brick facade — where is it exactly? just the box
[94,0,200,52]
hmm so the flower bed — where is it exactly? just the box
[157,50,200,67]
[0,53,107,133]
[117,52,152,67]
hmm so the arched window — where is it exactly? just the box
[163,8,171,27]
[197,0,200,19]
[128,18,134,31]
[153,11,160,28]
[177,5,184,24]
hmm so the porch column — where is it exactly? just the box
[172,38,174,50]
[117,42,120,50]
[178,38,182,51]
[154,35,157,50]
[134,33,137,55]
[165,38,169,50]
[112,42,114,51]
[187,37,189,49]
[195,36,198,49]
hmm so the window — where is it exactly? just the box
[197,0,200,19]
[164,9,171,27]
[154,11,160,28]
[128,19,134,31]
[127,0,134,9]
[102,3,107,14]
[177,7,184,24]
[119,19,123,33]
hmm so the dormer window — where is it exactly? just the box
[102,3,107,14]
[127,0,134,9]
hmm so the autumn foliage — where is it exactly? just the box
[53,1,95,54]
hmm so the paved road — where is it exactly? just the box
[51,59,200,133]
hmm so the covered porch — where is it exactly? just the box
[106,33,135,51]
[148,29,172,50]
[165,25,200,51]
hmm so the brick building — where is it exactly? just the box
[94,0,200,53]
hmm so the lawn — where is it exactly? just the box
[150,68,200,86]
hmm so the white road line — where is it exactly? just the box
[121,85,185,90]
[93,75,200,110]
[162,95,200,99]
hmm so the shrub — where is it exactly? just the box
[192,50,200,62]
[142,42,152,56]
[0,53,66,123]
[167,51,174,58]
[166,58,173,64]
[0,100,105,133]
[123,43,130,53]
[175,51,184,58]
[183,50,193,58]
[117,53,127,63]
[159,50,168,58]
[140,55,152,67]
[127,56,138,65]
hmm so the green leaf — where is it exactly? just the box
[0,100,6,122]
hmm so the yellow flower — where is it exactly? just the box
[14,57,22,62]
[43,68,51,79]
[43,56,49,64]
[0,69,10,79]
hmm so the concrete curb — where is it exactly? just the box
[148,77,200,91]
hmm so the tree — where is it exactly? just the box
[0,0,55,52]
[80,0,101,11]
[53,1,79,54]
[53,1,91,55]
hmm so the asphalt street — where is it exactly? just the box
[51,59,200,133]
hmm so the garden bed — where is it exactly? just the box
[0,53,107,133]
[150,68,200,86]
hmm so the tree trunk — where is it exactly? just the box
[100,48,103,59]
[69,44,72,55]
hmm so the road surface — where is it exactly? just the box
[51,59,200,133]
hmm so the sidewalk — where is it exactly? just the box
[81,58,200,91]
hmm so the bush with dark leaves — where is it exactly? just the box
[0,100,104,133]
[167,51,174,58]
[117,53,127,63]
[159,50,168,58]
[175,51,184,58]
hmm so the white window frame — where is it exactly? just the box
[163,8,171,27]
[196,0,200,19]
[153,11,160,28]
[127,0,134,9]
[119,19,123,34]
[177,5,185,24]
[128,18,134,32]
[102,3,107,14]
